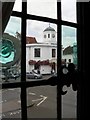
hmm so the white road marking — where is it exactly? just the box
[0,101,3,104]
[8,89,15,91]
[32,95,47,106]
[37,96,47,106]
[0,99,7,104]
[32,98,43,102]
[10,110,21,116]
[28,92,36,95]
[17,100,21,103]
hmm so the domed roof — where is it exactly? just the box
[44,26,55,32]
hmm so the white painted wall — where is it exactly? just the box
[26,44,57,74]
[43,31,56,43]
[41,65,51,74]
[62,54,73,64]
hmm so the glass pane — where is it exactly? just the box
[26,21,57,117]
[27,86,57,118]
[27,0,57,19]
[2,88,21,118]
[26,20,57,81]
[61,0,77,23]
[0,17,21,83]
[61,25,77,118]
[13,0,22,12]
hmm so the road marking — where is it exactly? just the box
[28,92,36,95]
[17,100,21,103]
[10,110,21,116]
[8,89,15,91]
[32,95,47,106]
[0,99,7,104]
[0,101,3,104]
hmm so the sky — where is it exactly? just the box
[5,0,77,48]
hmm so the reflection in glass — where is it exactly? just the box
[27,0,57,19]
[26,20,57,80]
[1,17,21,83]
[0,38,15,64]
[61,25,77,118]
[61,25,77,66]
[61,0,77,23]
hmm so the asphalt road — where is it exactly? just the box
[0,76,77,119]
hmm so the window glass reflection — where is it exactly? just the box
[61,25,77,66]
[61,25,77,118]
[0,17,21,83]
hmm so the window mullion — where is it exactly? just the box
[57,2,62,120]
[21,2,27,120]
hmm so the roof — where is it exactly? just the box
[63,46,73,55]
[26,37,37,44]
[44,26,55,32]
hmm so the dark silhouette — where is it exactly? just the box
[67,63,79,91]
[48,63,79,94]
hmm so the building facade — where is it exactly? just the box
[26,26,57,74]
[26,26,77,74]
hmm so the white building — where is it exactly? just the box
[62,46,73,66]
[26,25,77,74]
[26,26,57,74]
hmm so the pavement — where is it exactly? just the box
[2,99,35,113]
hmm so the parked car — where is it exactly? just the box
[0,72,6,80]
[26,72,42,79]
[8,73,21,80]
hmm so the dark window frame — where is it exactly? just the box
[34,48,40,57]
[52,48,56,57]
[48,33,50,38]
[2,2,78,120]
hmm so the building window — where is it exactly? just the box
[48,34,50,38]
[65,59,67,63]
[52,34,55,38]
[44,34,46,38]
[34,48,40,57]
[68,59,71,63]
[52,49,56,57]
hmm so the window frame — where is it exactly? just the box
[34,48,40,57]
[48,34,50,38]
[52,48,56,58]
[2,1,78,120]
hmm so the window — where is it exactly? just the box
[44,34,46,38]
[52,34,55,38]
[2,1,79,120]
[34,48,40,57]
[68,59,71,63]
[52,49,56,57]
[48,34,50,38]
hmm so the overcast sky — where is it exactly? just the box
[5,0,77,48]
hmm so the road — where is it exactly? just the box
[0,75,77,119]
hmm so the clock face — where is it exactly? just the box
[52,34,55,38]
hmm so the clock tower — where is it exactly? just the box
[43,25,56,44]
